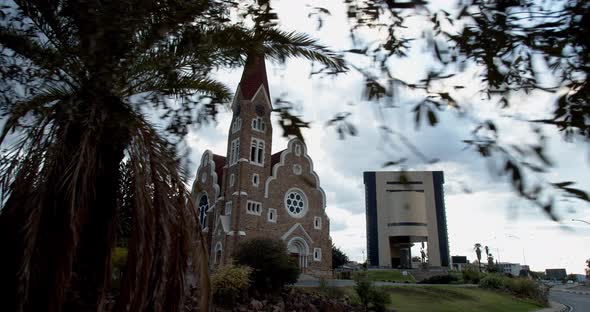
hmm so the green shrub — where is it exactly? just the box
[111,247,128,289]
[354,272,392,311]
[370,287,392,312]
[317,277,346,299]
[505,278,548,304]
[211,265,253,307]
[462,268,483,284]
[319,277,329,289]
[418,274,459,284]
[234,238,300,292]
[479,274,505,289]
[354,272,373,308]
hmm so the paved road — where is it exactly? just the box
[549,289,590,311]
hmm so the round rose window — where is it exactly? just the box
[285,189,307,217]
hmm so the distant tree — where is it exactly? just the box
[487,253,495,271]
[234,238,300,292]
[586,258,590,277]
[474,243,483,272]
[566,274,577,282]
[530,271,548,280]
[331,244,349,269]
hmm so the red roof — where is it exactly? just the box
[212,154,226,189]
[270,150,285,174]
[239,53,270,100]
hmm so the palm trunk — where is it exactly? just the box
[66,139,128,311]
[64,98,132,311]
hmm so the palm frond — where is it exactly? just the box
[115,115,208,312]
[261,29,348,72]
[0,86,73,145]
[131,73,231,100]
[0,28,68,75]
[0,113,100,311]
[13,0,75,52]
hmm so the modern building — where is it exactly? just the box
[572,274,587,283]
[364,171,450,268]
[190,54,332,277]
[546,268,567,280]
[451,256,469,271]
[498,262,522,276]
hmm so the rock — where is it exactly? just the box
[236,306,248,312]
[304,302,318,312]
[276,299,285,311]
[250,299,264,311]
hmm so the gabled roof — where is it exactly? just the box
[212,154,226,192]
[270,150,284,172]
[239,53,270,100]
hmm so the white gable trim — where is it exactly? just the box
[192,150,221,201]
[230,84,273,110]
[250,84,272,109]
[264,139,327,209]
[281,223,314,244]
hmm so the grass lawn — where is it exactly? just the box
[385,286,544,312]
[353,270,416,283]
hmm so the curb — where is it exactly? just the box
[534,301,569,312]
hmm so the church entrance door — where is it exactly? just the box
[287,237,309,273]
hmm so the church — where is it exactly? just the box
[190,54,332,277]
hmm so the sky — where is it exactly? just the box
[185,0,590,274]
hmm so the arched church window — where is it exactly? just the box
[229,138,240,166]
[232,117,242,134]
[292,164,302,175]
[214,242,223,264]
[250,138,264,165]
[314,248,322,261]
[284,189,307,218]
[252,174,259,187]
[252,117,265,132]
[314,216,322,229]
[198,195,209,229]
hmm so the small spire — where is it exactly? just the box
[239,53,270,100]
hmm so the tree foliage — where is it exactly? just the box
[331,244,350,269]
[211,265,253,307]
[335,0,590,218]
[474,243,482,271]
[233,238,300,292]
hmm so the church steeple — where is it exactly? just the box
[238,53,270,100]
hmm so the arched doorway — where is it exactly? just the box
[198,194,208,229]
[287,237,309,272]
[214,242,223,265]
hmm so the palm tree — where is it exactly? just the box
[474,243,483,272]
[0,1,345,311]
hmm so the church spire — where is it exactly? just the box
[238,53,270,100]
